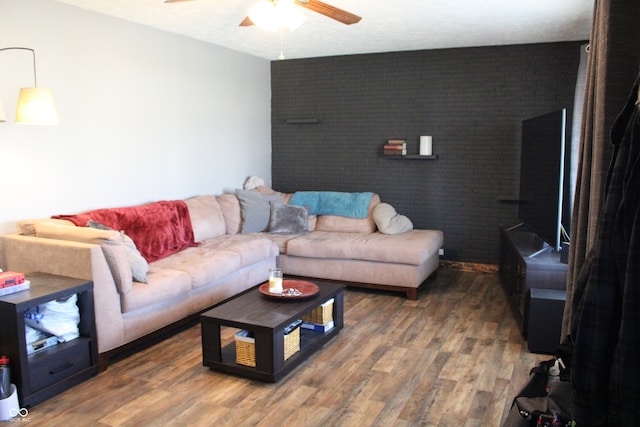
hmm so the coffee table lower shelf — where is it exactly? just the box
[201,281,344,382]
[206,327,341,382]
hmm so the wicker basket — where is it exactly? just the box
[283,325,301,361]
[235,330,257,367]
[235,321,301,367]
[302,298,334,325]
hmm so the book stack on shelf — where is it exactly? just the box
[301,298,335,332]
[0,271,30,297]
[383,139,407,157]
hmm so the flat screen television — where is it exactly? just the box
[518,109,567,255]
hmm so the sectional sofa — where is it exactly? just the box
[0,188,443,368]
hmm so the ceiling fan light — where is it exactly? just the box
[15,87,58,125]
[277,0,306,31]
[249,0,307,32]
[248,2,280,32]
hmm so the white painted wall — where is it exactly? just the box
[0,0,271,234]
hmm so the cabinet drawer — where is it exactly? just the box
[29,339,91,392]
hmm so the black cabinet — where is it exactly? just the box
[0,273,98,407]
[499,226,568,337]
[527,288,566,354]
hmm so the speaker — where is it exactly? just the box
[527,288,566,354]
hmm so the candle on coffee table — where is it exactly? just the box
[268,268,283,294]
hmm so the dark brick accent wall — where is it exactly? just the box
[271,42,583,264]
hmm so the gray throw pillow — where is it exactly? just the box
[269,202,309,234]
[87,220,149,283]
[236,189,283,233]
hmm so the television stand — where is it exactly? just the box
[503,223,555,258]
[498,226,568,337]
[528,243,553,258]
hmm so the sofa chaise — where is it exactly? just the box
[0,188,443,368]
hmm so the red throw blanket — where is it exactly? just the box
[53,200,198,263]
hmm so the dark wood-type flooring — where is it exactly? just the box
[25,268,548,426]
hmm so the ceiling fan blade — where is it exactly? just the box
[295,0,361,25]
[239,16,255,27]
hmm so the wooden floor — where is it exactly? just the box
[26,268,547,426]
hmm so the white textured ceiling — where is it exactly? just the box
[52,0,594,60]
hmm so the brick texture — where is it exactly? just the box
[271,42,582,264]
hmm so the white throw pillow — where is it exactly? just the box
[373,203,413,234]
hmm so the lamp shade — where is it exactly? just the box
[14,87,58,125]
[0,98,6,123]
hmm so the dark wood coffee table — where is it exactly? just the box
[201,281,344,382]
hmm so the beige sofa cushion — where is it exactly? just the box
[285,229,443,265]
[314,194,380,233]
[152,246,241,290]
[152,234,278,289]
[184,195,226,241]
[33,222,134,294]
[120,267,192,313]
[264,233,300,253]
[19,218,75,236]
[216,194,242,235]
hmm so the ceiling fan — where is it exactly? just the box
[164,0,362,27]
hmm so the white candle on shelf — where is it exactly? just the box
[420,136,433,156]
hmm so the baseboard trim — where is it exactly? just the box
[440,260,498,274]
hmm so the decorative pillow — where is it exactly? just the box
[216,194,242,235]
[268,202,310,235]
[373,203,414,235]
[236,189,283,233]
[87,220,149,283]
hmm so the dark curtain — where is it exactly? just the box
[568,44,589,220]
[563,0,640,337]
[562,0,640,424]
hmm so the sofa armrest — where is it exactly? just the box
[0,234,125,353]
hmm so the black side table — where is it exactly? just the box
[0,272,98,407]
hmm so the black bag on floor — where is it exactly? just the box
[502,358,573,427]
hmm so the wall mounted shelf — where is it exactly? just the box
[384,154,438,160]
[285,118,320,124]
